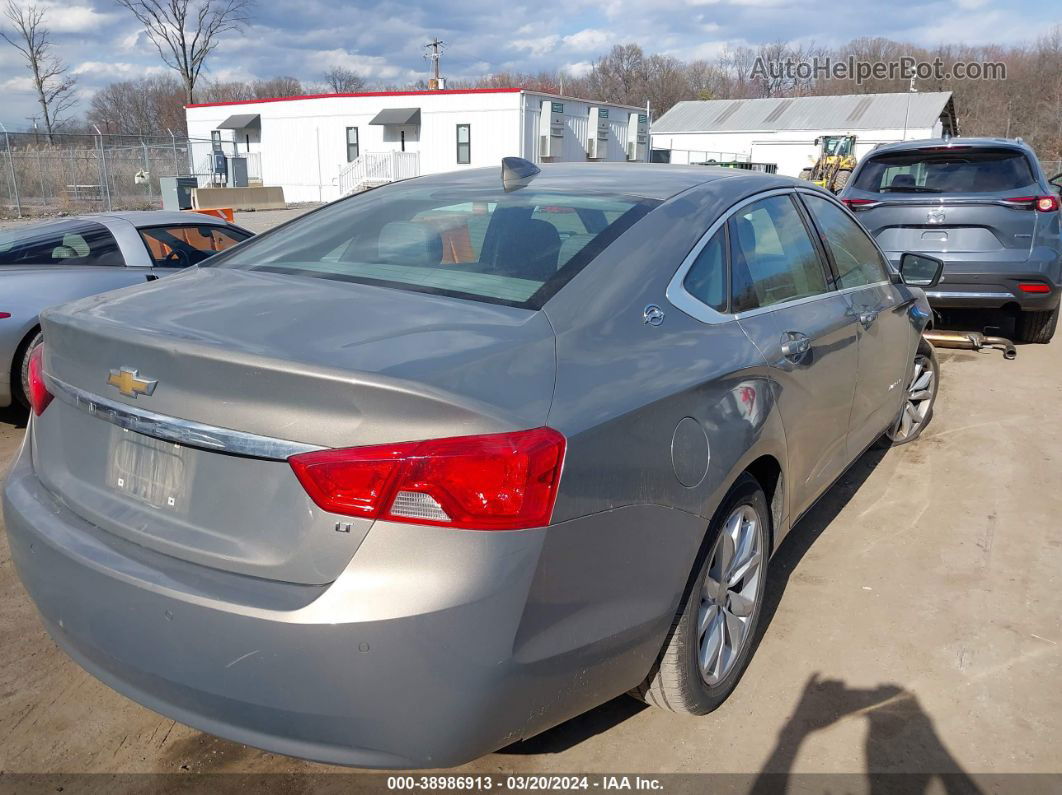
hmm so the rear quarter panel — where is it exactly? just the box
[544,178,790,530]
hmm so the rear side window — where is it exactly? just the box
[729,195,829,313]
[802,194,889,289]
[683,228,727,312]
[853,148,1037,194]
[215,184,655,309]
[140,225,250,268]
[0,221,122,266]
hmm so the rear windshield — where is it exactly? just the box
[213,182,655,309]
[853,148,1037,194]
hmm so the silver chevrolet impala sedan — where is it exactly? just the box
[4,160,943,768]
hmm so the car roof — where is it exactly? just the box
[0,211,238,236]
[867,137,1033,157]
[406,162,805,201]
[89,210,237,228]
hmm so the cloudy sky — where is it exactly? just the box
[0,0,1057,126]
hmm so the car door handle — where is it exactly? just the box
[780,332,811,360]
[145,273,159,282]
[847,306,877,328]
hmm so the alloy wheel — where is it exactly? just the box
[890,353,935,442]
[697,504,763,687]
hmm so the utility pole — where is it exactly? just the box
[424,37,445,89]
[902,75,916,141]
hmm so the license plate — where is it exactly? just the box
[107,431,188,510]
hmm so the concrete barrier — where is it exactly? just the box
[192,186,286,211]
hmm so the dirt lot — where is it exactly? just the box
[1,216,1060,784]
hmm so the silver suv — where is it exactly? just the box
[838,138,1062,342]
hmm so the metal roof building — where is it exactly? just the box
[650,91,957,177]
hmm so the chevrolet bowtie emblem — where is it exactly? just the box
[107,367,158,398]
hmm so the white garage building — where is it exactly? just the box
[649,91,957,177]
[185,88,650,203]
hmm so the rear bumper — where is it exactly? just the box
[885,252,1062,311]
[922,276,1060,311]
[2,437,677,768]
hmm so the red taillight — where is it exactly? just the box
[1018,282,1051,294]
[1002,195,1060,212]
[289,428,566,530]
[27,344,54,416]
[0,312,11,319]
[842,198,877,210]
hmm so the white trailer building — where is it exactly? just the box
[650,92,957,177]
[185,88,650,203]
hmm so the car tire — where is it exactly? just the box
[832,169,852,191]
[881,339,939,447]
[13,329,43,410]
[634,472,770,715]
[1015,307,1058,344]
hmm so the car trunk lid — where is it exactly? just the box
[851,194,1041,260]
[34,268,557,584]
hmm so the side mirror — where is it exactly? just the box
[899,252,944,288]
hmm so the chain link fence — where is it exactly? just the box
[0,131,252,219]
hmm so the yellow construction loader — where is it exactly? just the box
[799,135,857,192]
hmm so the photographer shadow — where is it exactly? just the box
[751,674,982,795]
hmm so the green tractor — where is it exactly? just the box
[799,134,857,192]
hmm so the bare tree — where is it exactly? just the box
[88,75,187,135]
[1,0,77,140]
[113,0,254,104]
[643,54,693,116]
[197,77,254,102]
[323,66,365,94]
[587,44,647,106]
[252,75,301,98]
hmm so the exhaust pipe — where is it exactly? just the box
[923,330,1017,360]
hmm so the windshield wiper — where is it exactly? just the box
[879,186,943,193]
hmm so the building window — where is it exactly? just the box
[346,127,359,162]
[456,124,470,164]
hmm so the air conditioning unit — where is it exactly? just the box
[627,111,649,161]
[539,100,564,159]
[587,107,610,160]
